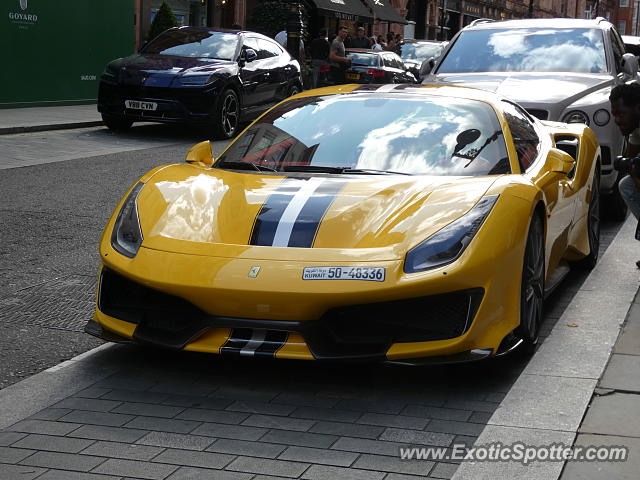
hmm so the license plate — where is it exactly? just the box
[346,73,360,80]
[302,266,385,282]
[125,100,157,111]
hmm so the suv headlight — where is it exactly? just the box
[404,195,499,273]
[111,183,144,258]
[562,110,589,126]
[179,73,218,86]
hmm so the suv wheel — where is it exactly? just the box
[102,114,133,131]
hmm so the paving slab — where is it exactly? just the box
[452,425,575,480]
[579,392,640,437]
[614,305,640,354]
[598,354,640,391]
[488,374,596,431]
[560,433,639,480]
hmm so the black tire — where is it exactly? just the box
[287,83,302,97]
[516,214,545,355]
[603,172,629,221]
[101,113,133,131]
[575,172,600,270]
[211,88,240,140]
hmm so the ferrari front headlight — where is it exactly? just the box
[404,195,499,273]
[111,183,144,258]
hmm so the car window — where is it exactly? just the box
[437,27,607,73]
[501,101,540,171]
[260,39,283,58]
[143,29,239,61]
[216,94,511,176]
[399,42,443,62]
[390,54,404,69]
[347,52,378,67]
[610,29,626,72]
[243,37,270,60]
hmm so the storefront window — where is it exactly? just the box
[151,0,208,27]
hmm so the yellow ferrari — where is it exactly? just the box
[86,84,600,364]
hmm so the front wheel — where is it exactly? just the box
[101,113,133,131]
[575,172,600,270]
[211,89,240,140]
[516,214,545,355]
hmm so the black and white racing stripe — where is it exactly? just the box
[250,177,345,248]
[220,328,288,357]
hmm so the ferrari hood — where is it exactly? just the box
[432,72,611,107]
[136,165,499,260]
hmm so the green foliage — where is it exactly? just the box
[148,1,180,41]
[248,0,308,40]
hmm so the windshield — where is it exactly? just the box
[215,94,510,176]
[400,42,443,62]
[347,52,379,66]
[143,29,239,60]
[438,28,607,73]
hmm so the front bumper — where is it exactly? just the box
[91,268,486,361]
[97,80,218,125]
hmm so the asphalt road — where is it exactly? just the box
[0,124,230,389]
[0,124,624,395]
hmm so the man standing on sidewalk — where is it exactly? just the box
[329,26,352,85]
[310,28,330,88]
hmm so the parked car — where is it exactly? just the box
[318,49,416,86]
[98,26,302,139]
[425,18,639,219]
[87,84,600,363]
[398,39,446,82]
[622,34,640,56]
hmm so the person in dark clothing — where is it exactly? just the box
[349,26,371,49]
[310,28,331,88]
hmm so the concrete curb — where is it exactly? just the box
[0,343,120,430]
[0,121,104,135]
[452,216,640,480]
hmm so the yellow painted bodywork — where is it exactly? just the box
[93,85,599,362]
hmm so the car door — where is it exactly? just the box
[258,38,288,102]
[505,101,577,278]
[238,36,272,108]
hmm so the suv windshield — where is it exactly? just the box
[215,94,510,176]
[400,42,443,62]
[142,29,239,60]
[438,28,607,73]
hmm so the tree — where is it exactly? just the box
[148,1,180,41]
[248,0,308,40]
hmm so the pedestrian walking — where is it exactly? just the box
[310,28,330,88]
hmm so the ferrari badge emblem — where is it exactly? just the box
[248,266,261,278]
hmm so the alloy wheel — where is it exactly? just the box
[519,215,545,352]
[221,91,239,138]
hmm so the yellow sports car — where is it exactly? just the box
[86,84,600,364]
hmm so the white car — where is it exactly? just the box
[425,18,639,218]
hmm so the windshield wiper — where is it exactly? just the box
[281,165,411,175]
[342,168,411,176]
[216,161,277,172]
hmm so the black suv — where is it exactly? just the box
[98,27,302,139]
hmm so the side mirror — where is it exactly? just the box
[185,140,214,167]
[621,53,639,77]
[244,48,257,63]
[548,147,575,175]
[419,57,435,78]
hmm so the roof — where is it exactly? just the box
[311,0,373,23]
[465,18,612,30]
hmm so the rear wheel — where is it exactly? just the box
[575,172,600,270]
[211,89,240,140]
[516,214,545,355]
[101,113,133,131]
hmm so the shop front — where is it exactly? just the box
[461,0,482,27]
